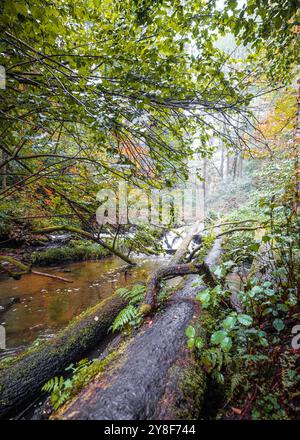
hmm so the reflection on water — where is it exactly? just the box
[0,256,165,349]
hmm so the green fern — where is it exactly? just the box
[42,375,64,393]
[42,375,72,410]
[110,305,139,332]
[230,372,244,397]
[42,353,118,411]
[110,283,145,332]
[115,283,145,304]
[115,287,131,300]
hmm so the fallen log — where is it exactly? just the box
[144,261,216,310]
[0,293,127,419]
[54,236,223,420]
[185,224,265,266]
[0,256,73,282]
[31,270,73,283]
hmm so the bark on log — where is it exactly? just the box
[171,222,203,265]
[144,262,216,310]
[0,293,127,419]
[55,236,222,420]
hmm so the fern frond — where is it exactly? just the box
[110,305,138,332]
[129,284,145,304]
[115,287,131,300]
[230,372,244,397]
[115,284,145,305]
[42,375,64,393]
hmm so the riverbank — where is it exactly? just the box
[0,238,111,270]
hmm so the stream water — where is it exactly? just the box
[0,255,165,350]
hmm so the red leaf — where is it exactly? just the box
[231,407,242,415]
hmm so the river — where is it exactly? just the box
[0,255,166,350]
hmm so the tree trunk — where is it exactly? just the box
[202,157,206,212]
[239,152,243,178]
[0,293,126,419]
[226,152,230,178]
[232,154,238,180]
[220,145,224,179]
[54,237,223,420]
[1,151,7,190]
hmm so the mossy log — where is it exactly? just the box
[143,261,217,310]
[0,293,126,419]
[54,236,222,420]
[55,277,205,420]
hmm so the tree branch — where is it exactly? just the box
[0,256,73,282]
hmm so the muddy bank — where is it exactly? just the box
[0,238,110,269]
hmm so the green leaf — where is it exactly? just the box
[65,363,74,372]
[211,330,227,345]
[262,234,271,243]
[196,289,210,306]
[273,318,285,332]
[237,314,253,326]
[250,242,260,252]
[248,285,263,297]
[186,325,195,339]
[64,379,73,389]
[259,337,269,347]
[187,338,195,349]
[213,371,225,384]
[220,336,232,352]
[213,265,224,278]
[195,337,204,350]
[222,315,237,330]
[115,287,130,296]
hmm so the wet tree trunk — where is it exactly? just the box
[55,237,222,420]
[0,294,127,419]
